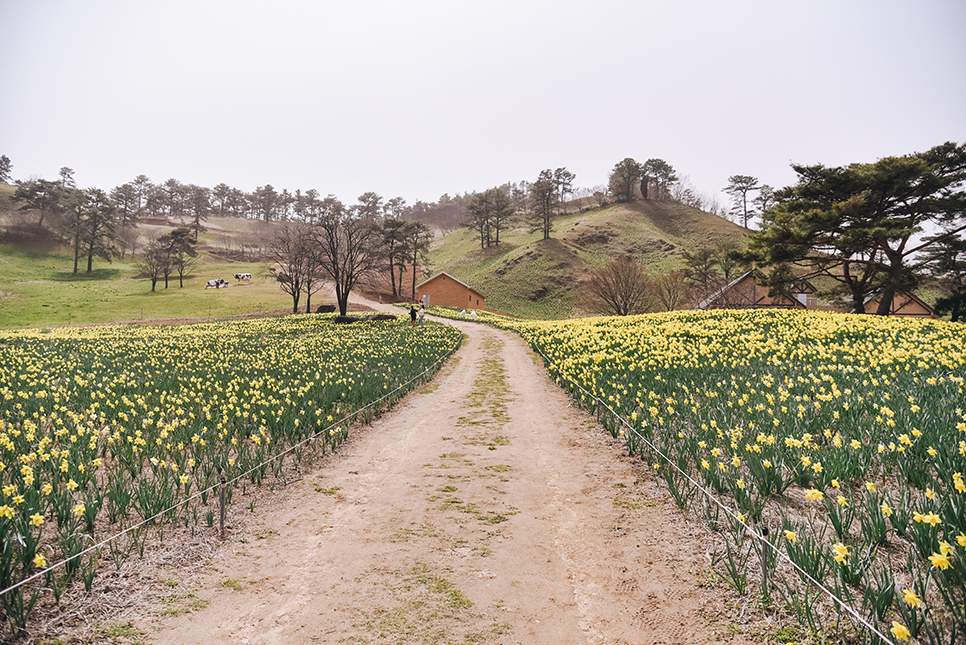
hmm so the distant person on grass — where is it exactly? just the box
[409,305,418,328]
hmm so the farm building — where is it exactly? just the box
[865,291,936,317]
[697,271,936,317]
[416,272,486,310]
[697,271,817,310]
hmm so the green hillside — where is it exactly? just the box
[427,200,748,319]
[0,194,747,328]
[0,215,295,329]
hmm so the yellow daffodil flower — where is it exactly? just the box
[891,621,911,642]
[901,588,922,608]
[929,551,952,570]
[832,542,849,564]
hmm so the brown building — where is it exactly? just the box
[698,272,817,310]
[416,272,486,310]
[865,291,936,317]
[698,271,936,317]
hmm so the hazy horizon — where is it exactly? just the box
[2,0,964,210]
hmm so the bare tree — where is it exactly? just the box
[300,244,327,314]
[653,270,692,311]
[313,197,383,316]
[671,175,716,211]
[267,223,314,313]
[115,226,140,259]
[136,235,168,292]
[585,259,654,316]
[591,185,608,208]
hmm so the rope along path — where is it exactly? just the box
[0,331,463,600]
[528,338,899,645]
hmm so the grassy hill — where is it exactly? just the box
[0,188,747,328]
[0,211,296,329]
[427,200,748,319]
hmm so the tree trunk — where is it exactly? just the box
[411,249,419,299]
[875,286,896,316]
[336,286,349,317]
[842,262,865,313]
[73,233,81,274]
[389,258,398,297]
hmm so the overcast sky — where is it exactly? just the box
[2,0,964,210]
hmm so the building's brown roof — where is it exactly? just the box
[416,272,486,299]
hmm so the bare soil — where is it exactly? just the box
[130,318,757,645]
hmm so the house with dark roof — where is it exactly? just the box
[697,271,935,317]
[697,271,817,311]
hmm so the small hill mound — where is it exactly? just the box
[427,200,747,319]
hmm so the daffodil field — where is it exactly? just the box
[435,306,966,644]
[0,316,461,633]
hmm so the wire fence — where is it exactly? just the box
[527,338,899,645]
[0,330,463,602]
[0,317,910,644]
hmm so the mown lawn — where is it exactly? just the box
[0,243,296,329]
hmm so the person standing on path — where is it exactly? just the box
[418,303,426,326]
[409,305,418,328]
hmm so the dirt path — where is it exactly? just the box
[144,319,753,645]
